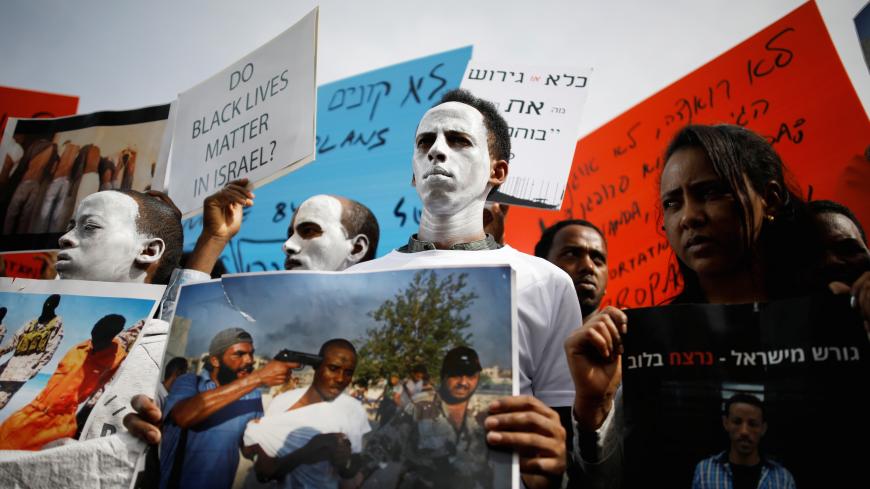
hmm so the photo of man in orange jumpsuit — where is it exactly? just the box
[0,313,128,450]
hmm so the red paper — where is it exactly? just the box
[506,1,870,308]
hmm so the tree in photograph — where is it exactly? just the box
[356,270,477,382]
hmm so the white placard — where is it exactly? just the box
[166,8,318,216]
[461,62,591,209]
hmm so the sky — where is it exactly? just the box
[173,266,513,369]
[0,0,866,137]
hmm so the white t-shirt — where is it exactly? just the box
[347,245,582,407]
[243,388,371,489]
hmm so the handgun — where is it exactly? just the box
[274,349,323,368]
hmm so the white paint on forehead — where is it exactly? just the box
[417,101,487,138]
[78,191,140,230]
[295,194,343,227]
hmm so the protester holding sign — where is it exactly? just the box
[348,88,575,488]
[565,124,821,488]
[181,178,380,277]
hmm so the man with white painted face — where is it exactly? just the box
[122,185,379,451]
[283,194,379,271]
[348,89,578,488]
[56,189,183,285]
[0,189,184,487]
[181,179,379,275]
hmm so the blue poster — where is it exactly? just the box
[181,46,473,272]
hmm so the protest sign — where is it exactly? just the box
[164,8,318,216]
[180,46,472,273]
[0,277,164,451]
[622,295,869,489]
[0,85,78,137]
[505,1,870,308]
[162,266,517,488]
[0,104,171,252]
[461,62,591,209]
[0,252,56,279]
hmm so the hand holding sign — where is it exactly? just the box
[165,8,317,216]
[565,306,626,432]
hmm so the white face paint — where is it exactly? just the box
[56,191,147,282]
[413,102,492,215]
[282,195,355,271]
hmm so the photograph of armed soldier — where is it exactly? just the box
[160,264,515,488]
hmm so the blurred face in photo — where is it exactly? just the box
[442,372,479,404]
[723,402,766,458]
[313,344,356,402]
[212,342,255,385]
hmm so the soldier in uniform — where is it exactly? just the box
[360,346,495,489]
[0,294,63,409]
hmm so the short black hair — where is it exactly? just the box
[534,219,606,259]
[436,89,511,164]
[808,199,866,245]
[0,307,7,321]
[724,393,765,421]
[118,190,183,285]
[163,357,189,381]
[338,197,380,262]
[319,338,357,357]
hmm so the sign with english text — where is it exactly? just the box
[460,62,591,209]
[164,8,317,216]
[180,46,473,273]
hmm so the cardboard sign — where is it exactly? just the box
[180,47,472,272]
[623,295,868,488]
[461,62,591,209]
[505,1,870,308]
[0,85,78,137]
[165,8,318,216]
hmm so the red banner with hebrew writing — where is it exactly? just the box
[506,1,870,308]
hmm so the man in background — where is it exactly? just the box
[156,357,189,406]
[535,219,609,318]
